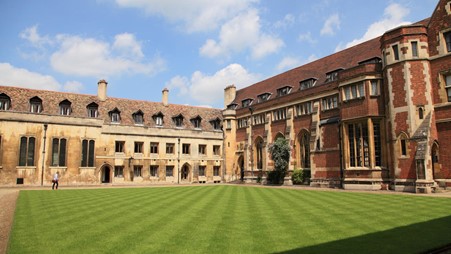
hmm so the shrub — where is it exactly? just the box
[267,170,284,185]
[292,169,311,185]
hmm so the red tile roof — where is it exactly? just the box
[0,86,223,131]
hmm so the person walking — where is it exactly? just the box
[52,171,59,190]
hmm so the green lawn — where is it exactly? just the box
[7,186,451,254]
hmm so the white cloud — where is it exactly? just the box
[0,63,61,90]
[114,0,257,33]
[274,14,295,29]
[19,25,52,48]
[200,9,284,59]
[276,57,301,72]
[321,14,340,36]
[63,81,84,93]
[50,33,165,78]
[298,32,317,44]
[166,63,260,105]
[339,3,411,50]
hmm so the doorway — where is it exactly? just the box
[181,164,191,182]
[101,166,111,183]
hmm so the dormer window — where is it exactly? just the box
[358,57,382,65]
[325,69,343,82]
[191,116,202,129]
[0,94,11,111]
[210,118,221,130]
[227,103,238,110]
[277,86,292,97]
[59,100,71,115]
[242,99,253,108]
[257,93,271,103]
[133,110,144,125]
[153,112,164,126]
[87,102,98,118]
[173,114,184,127]
[300,78,317,90]
[109,108,121,123]
[445,31,451,52]
[29,96,42,113]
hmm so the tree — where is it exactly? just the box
[268,137,291,184]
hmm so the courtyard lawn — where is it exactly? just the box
[7,186,451,254]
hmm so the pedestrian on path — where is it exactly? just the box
[52,172,59,190]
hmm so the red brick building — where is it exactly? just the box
[223,0,451,193]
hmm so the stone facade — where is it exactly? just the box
[0,83,224,186]
[223,0,451,193]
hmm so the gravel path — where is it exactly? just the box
[0,189,19,254]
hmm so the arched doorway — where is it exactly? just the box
[298,130,310,169]
[101,165,111,183]
[431,142,440,179]
[181,163,191,182]
[254,137,264,170]
[238,155,244,181]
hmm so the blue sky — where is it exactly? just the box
[0,0,438,108]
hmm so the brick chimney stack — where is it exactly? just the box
[97,79,108,101]
[162,88,169,106]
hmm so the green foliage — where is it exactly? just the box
[292,169,311,185]
[268,137,291,184]
[8,187,451,254]
[266,170,285,184]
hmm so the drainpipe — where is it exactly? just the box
[40,124,48,186]
[338,122,344,189]
[221,125,225,183]
[177,138,180,184]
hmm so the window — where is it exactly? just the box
[237,118,248,128]
[411,41,418,57]
[348,123,369,167]
[300,78,316,90]
[227,103,238,110]
[199,166,206,176]
[0,136,2,166]
[199,145,206,155]
[210,119,221,130]
[295,102,312,116]
[213,145,221,155]
[114,166,124,177]
[81,139,95,167]
[51,138,67,167]
[445,75,451,102]
[30,97,42,113]
[370,80,380,96]
[109,108,121,123]
[150,142,159,154]
[373,122,382,167]
[257,93,271,102]
[182,144,190,155]
[256,140,263,169]
[153,112,164,126]
[418,107,424,120]
[166,143,174,154]
[392,45,399,60]
[322,96,338,110]
[134,142,143,153]
[343,82,365,101]
[252,113,265,125]
[213,166,220,176]
[191,116,202,129]
[242,99,253,108]
[133,110,144,125]
[59,100,71,115]
[87,103,98,118]
[173,114,184,127]
[166,166,174,177]
[326,70,341,82]
[150,166,158,177]
[133,166,142,177]
[277,86,292,97]
[273,108,286,121]
[399,134,408,157]
[299,132,310,168]
[226,120,231,129]
[115,141,125,153]
[19,136,35,166]
[444,31,451,52]
[0,94,11,111]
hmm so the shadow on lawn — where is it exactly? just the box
[274,215,451,254]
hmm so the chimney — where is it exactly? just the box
[162,88,169,106]
[97,79,108,101]
[224,84,236,108]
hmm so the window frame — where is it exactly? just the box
[445,74,451,102]
[51,138,67,167]
[257,93,271,103]
[19,136,36,166]
[411,41,418,57]
[133,111,144,125]
[134,142,144,154]
[213,166,220,176]
[277,86,292,97]
[166,166,174,177]
[273,108,287,121]
[81,139,95,167]
[166,143,175,154]
[29,97,43,113]
[295,101,312,116]
[343,82,365,101]
[198,166,206,176]
[87,103,99,118]
[59,100,72,116]
[444,31,451,53]
[150,165,159,177]
[133,165,142,177]
[321,95,338,111]
[114,166,124,178]
[392,44,400,61]
[150,142,159,154]
[0,94,11,111]
[182,143,190,155]
[198,144,206,155]
[115,141,125,153]
[213,145,221,156]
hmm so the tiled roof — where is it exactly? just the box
[232,37,382,109]
[0,86,223,131]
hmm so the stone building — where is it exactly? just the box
[0,81,224,186]
[223,0,451,193]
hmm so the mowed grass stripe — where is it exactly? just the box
[8,186,451,254]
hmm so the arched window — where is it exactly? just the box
[152,112,164,126]
[255,137,264,170]
[29,96,42,113]
[418,107,424,120]
[431,142,441,179]
[59,100,72,115]
[109,108,121,123]
[299,131,310,169]
[87,102,99,118]
[0,93,11,111]
[133,110,144,125]
[398,133,409,157]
